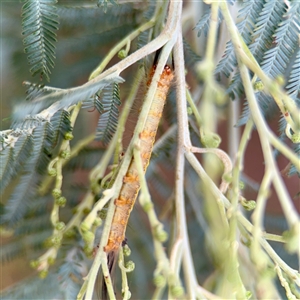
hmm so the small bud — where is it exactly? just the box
[55,222,66,231]
[241,199,256,211]
[64,228,76,238]
[48,168,57,177]
[118,49,127,59]
[291,133,300,143]
[93,217,102,227]
[201,131,221,148]
[283,224,300,254]
[187,107,193,115]
[239,181,245,190]
[155,225,168,243]
[246,291,252,299]
[223,173,232,184]
[51,235,62,247]
[122,290,131,299]
[80,222,89,233]
[60,150,70,159]
[153,274,166,287]
[253,81,264,92]
[39,270,48,279]
[52,188,61,199]
[143,201,153,212]
[123,244,131,257]
[30,260,39,269]
[64,132,74,141]
[275,75,285,86]
[47,257,55,265]
[83,245,93,257]
[171,285,184,297]
[83,231,94,244]
[83,208,91,215]
[55,196,66,207]
[125,261,135,272]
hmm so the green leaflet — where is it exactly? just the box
[97,82,121,144]
[1,122,53,227]
[22,0,59,82]
[261,1,300,78]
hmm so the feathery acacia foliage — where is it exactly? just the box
[0,132,33,193]
[286,49,300,100]
[216,0,299,126]
[195,9,212,38]
[249,0,287,64]
[1,1,299,299]
[215,0,264,78]
[97,83,121,144]
[12,76,123,122]
[21,0,59,82]
[2,122,53,226]
[260,1,299,78]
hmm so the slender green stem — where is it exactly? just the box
[64,192,94,232]
[186,89,202,128]
[227,116,248,298]
[169,239,183,278]
[239,62,299,227]
[173,23,200,300]
[118,250,130,300]
[90,67,144,182]
[77,279,88,300]
[219,1,300,133]
[89,19,156,80]
[250,170,272,269]
[205,2,219,62]
[267,131,300,172]
[185,150,300,286]
[219,1,299,229]
[38,102,84,272]
[80,3,183,297]
[275,264,297,300]
[39,134,95,196]
[187,147,232,227]
[263,233,285,243]
[134,147,175,297]
[32,1,183,116]
[190,146,232,193]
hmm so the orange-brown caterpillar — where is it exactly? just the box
[104,65,174,253]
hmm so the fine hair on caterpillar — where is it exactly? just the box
[98,60,174,299]
[124,61,172,148]
[104,63,174,254]
[121,66,149,147]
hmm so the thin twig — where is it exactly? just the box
[219,1,299,229]
[185,151,300,286]
[82,2,183,298]
[189,146,232,193]
[173,20,200,300]
[89,19,156,80]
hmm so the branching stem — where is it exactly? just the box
[219,1,299,228]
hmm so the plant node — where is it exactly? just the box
[55,196,66,207]
[153,274,166,287]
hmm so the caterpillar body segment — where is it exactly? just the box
[104,65,174,253]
